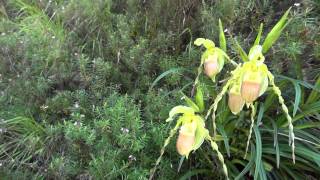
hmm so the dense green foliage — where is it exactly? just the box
[0,0,319,179]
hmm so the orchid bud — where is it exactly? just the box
[176,121,197,156]
[228,85,245,114]
[240,62,269,103]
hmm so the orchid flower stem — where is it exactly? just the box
[205,80,230,137]
[208,137,229,180]
[244,103,256,159]
[192,61,204,96]
[267,71,295,163]
[229,59,238,67]
[149,123,180,180]
[205,65,241,136]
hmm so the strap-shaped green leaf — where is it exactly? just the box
[262,8,291,53]
[219,19,227,51]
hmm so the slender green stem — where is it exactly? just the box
[205,65,242,136]
[149,124,180,179]
[244,103,255,159]
[229,59,238,67]
[192,60,204,95]
[267,71,295,163]
[208,137,229,180]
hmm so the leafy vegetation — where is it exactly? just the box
[0,0,319,179]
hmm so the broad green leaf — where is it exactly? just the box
[219,19,227,51]
[262,8,291,53]
[254,23,263,46]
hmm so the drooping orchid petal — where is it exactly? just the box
[228,82,245,115]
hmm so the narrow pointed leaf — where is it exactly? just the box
[262,8,291,53]
[254,23,263,46]
[181,92,200,112]
[195,85,205,112]
[306,75,320,104]
[234,38,249,62]
[219,19,227,51]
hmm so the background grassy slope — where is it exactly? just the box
[0,0,319,179]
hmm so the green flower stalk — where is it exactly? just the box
[205,65,242,136]
[209,137,229,180]
[244,103,256,159]
[267,71,295,163]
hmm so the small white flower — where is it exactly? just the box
[40,105,49,110]
[1,32,5,36]
[224,28,228,33]
[121,127,129,133]
[128,155,136,161]
[74,102,80,108]
[74,121,82,127]
[80,114,85,118]
[294,3,300,7]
